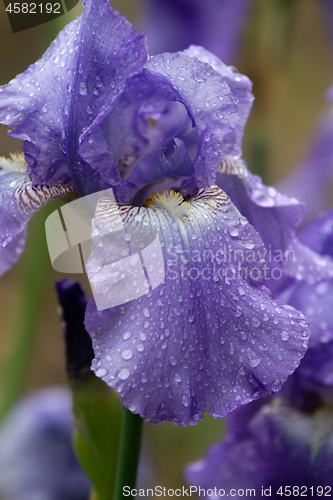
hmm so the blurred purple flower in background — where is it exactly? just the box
[143,0,252,63]
[277,83,333,221]
[185,401,333,498]
[0,387,90,500]
[0,0,322,426]
[185,208,333,496]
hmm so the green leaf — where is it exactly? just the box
[71,373,122,500]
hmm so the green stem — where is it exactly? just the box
[0,203,56,420]
[113,406,144,500]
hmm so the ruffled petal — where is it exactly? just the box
[287,280,333,347]
[0,0,147,195]
[0,155,75,275]
[143,52,240,187]
[85,186,309,425]
[182,45,254,160]
[216,159,333,283]
[185,404,333,494]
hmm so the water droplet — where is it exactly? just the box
[170,356,177,367]
[118,368,130,380]
[228,227,239,237]
[174,373,182,383]
[271,379,281,392]
[123,331,132,340]
[139,332,147,341]
[95,367,107,377]
[143,308,150,318]
[128,403,136,412]
[281,331,290,342]
[95,76,103,88]
[181,395,189,407]
[79,82,87,96]
[249,357,261,368]
[122,348,133,360]
[251,318,261,327]
[298,320,308,328]
[239,240,255,250]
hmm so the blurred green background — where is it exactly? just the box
[0,0,332,490]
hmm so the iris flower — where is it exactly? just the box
[277,82,333,222]
[185,400,333,497]
[143,0,252,63]
[0,387,91,500]
[0,0,314,425]
[185,209,333,491]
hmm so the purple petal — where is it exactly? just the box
[144,0,252,64]
[0,156,74,275]
[55,279,93,379]
[275,209,333,396]
[0,230,26,277]
[0,0,147,195]
[320,0,333,55]
[185,403,333,495]
[277,111,333,221]
[182,46,254,160]
[298,340,333,389]
[298,208,333,258]
[287,280,333,347]
[216,161,333,283]
[127,140,194,190]
[0,387,91,500]
[85,186,309,425]
[143,52,240,188]
[97,73,192,199]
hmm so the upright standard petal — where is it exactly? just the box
[182,45,254,160]
[143,52,239,188]
[0,0,148,195]
[95,48,242,201]
[85,186,309,425]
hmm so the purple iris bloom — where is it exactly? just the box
[280,209,333,401]
[0,387,90,500]
[0,0,312,425]
[143,0,252,63]
[277,82,333,221]
[185,400,333,498]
